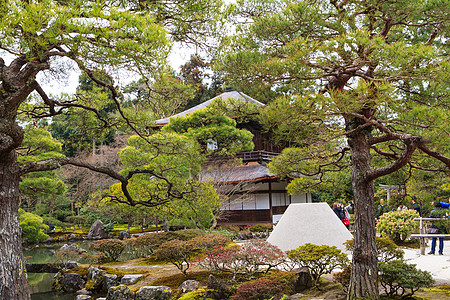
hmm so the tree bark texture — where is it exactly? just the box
[0,151,31,299]
[347,128,379,300]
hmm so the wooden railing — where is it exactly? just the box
[236,151,280,163]
[411,217,450,255]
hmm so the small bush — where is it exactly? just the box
[189,233,231,251]
[89,239,125,262]
[230,278,287,300]
[166,229,203,241]
[154,239,194,275]
[287,243,349,287]
[379,260,434,298]
[125,232,168,259]
[19,209,49,243]
[53,248,80,265]
[344,237,404,262]
[198,240,286,278]
[218,225,240,236]
[248,224,273,233]
[376,209,419,242]
[333,265,351,292]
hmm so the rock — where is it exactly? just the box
[88,220,108,239]
[97,298,107,300]
[103,274,118,291]
[87,266,104,290]
[288,293,306,300]
[61,273,85,292]
[294,267,313,292]
[205,274,231,300]
[237,231,253,240]
[60,243,86,254]
[178,280,199,293]
[76,295,92,300]
[26,262,78,273]
[118,231,131,240]
[76,289,91,295]
[108,232,116,239]
[135,286,172,300]
[106,284,133,300]
[120,274,143,285]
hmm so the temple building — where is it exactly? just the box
[155,90,312,225]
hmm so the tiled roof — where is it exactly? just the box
[200,162,277,184]
[155,90,265,125]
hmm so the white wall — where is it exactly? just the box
[220,181,311,211]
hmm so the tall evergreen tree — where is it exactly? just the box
[0,0,224,297]
[218,1,449,299]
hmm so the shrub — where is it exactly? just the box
[197,245,241,276]
[189,233,231,251]
[54,248,80,265]
[379,260,434,298]
[376,209,419,242]
[344,237,404,262]
[125,232,168,259]
[238,239,286,274]
[287,243,349,287]
[89,239,126,262]
[230,278,288,300]
[333,265,351,292]
[18,209,49,243]
[154,239,194,275]
[198,240,286,278]
[218,225,240,237]
[248,224,273,233]
[166,229,203,241]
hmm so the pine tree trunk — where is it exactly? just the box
[0,151,31,299]
[347,128,379,300]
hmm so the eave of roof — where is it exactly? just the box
[154,90,265,126]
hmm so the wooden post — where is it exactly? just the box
[419,217,425,255]
[268,180,273,223]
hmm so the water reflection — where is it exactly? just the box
[24,242,91,299]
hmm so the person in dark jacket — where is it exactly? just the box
[333,202,345,221]
[428,201,448,255]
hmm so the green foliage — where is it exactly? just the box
[189,233,231,252]
[230,278,288,300]
[18,128,66,212]
[53,248,80,265]
[166,229,204,241]
[113,132,220,228]
[376,209,420,242]
[89,239,126,263]
[124,70,196,119]
[18,209,49,244]
[178,290,206,300]
[333,265,351,293]
[379,260,434,298]
[248,224,273,233]
[162,108,254,157]
[154,239,195,275]
[287,243,349,287]
[344,237,404,263]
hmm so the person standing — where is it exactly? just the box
[428,201,447,255]
[376,199,388,219]
[333,202,345,221]
[411,199,422,216]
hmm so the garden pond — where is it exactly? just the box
[24,241,106,300]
